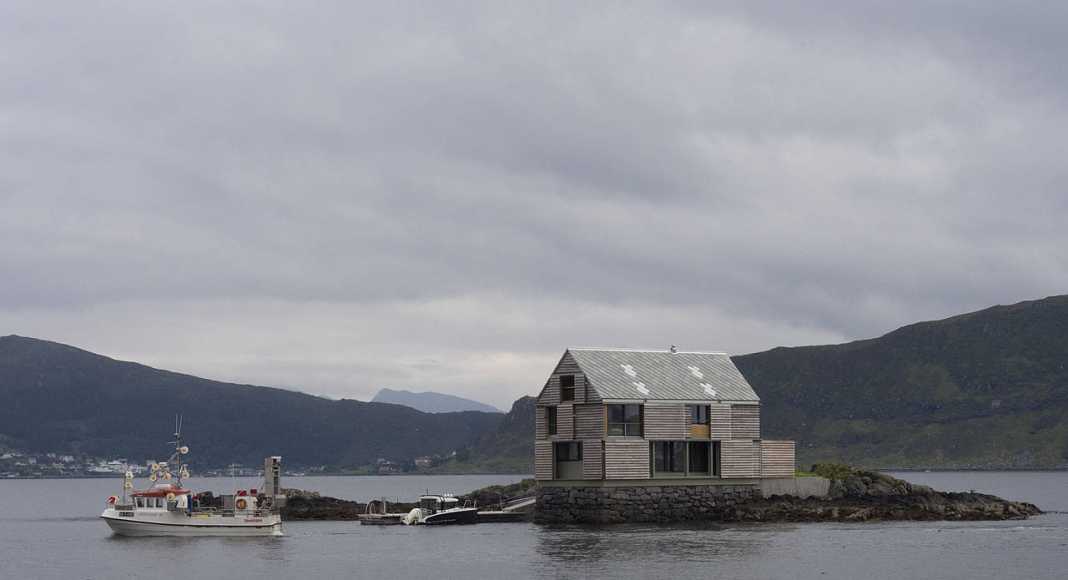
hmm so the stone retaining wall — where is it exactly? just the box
[759,476,830,499]
[535,483,757,524]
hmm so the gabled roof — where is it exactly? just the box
[567,348,760,403]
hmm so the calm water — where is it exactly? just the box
[1,472,1065,580]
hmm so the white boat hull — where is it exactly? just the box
[101,513,283,537]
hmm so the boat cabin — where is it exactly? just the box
[131,484,191,510]
[418,494,460,514]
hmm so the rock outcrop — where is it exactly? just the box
[731,469,1041,522]
[535,468,1042,524]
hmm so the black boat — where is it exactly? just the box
[403,494,479,525]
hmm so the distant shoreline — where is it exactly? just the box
[3,469,1067,481]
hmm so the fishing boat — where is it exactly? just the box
[402,493,478,525]
[99,419,285,537]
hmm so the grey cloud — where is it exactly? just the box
[2,2,1067,403]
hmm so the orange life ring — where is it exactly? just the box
[236,498,248,510]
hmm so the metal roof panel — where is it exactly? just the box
[567,348,760,403]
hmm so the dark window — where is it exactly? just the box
[607,404,643,436]
[689,405,710,425]
[712,441,722,476]
[688,441,710,474]
[653,441,686,473]
[555,441,582,461]
[560,375,575,402]
[547,407,557,436]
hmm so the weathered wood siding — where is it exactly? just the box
[730,404,761,440]
[643,404,687,440]
[604,439,649,479]
[574,404,605,439]
[582,440,604,479]
[709,402,732,440]
[537,351,598,405]
[535,406,547,440]
[534,441,554,480]
[721,440,761,478]
[760,440,795,478]
[555,403,575,439]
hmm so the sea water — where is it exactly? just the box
[1,472,1064,579]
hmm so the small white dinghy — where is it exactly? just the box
[100,420,285,537]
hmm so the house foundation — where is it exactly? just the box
[535,480,759,523]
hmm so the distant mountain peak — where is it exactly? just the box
[372,388,502,414]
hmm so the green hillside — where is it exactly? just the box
[735,295,1068,468]
[0,335,502,469]
[478,295,1068,470]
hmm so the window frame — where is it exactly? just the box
[689,404,711,425]
[559,375,576,402]
[554,441,583,462]
[688,441,711,474]
[547,406,558,436]
[606,403,643,437]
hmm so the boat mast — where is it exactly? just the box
[170,414,189,488]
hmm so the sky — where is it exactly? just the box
[2,2,1067,409]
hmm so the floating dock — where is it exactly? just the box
[357,510,527,525]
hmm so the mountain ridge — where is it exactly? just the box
[371,387,501,414]
[0,335,502,469]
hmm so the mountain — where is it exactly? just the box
[0,336,502,469]
[477,295,1068,470]
[438,396,536,473]
[735,295,1068,469]
[371,388,502,414]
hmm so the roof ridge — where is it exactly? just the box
[569,347,730,355]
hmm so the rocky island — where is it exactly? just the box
[535,466,1041,524]
[280,468,1039,524]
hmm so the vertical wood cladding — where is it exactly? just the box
[535,441,554,480]
[574,404,605,439]
[535,407,547,440]
[760,440,796,477]
[643,404,688,440]
[604,439,650,479]
[556,403,575,439]
[709,403,732,440]
[582,440,604,479]
[537,351,596,405]
[721,440,761,478]
[730,404,761,440]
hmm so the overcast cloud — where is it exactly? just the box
[2,1,1066,408]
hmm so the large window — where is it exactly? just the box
[607,404,643,436]
[554,441,583,461]
[653,441,686,473]
[688,441,710,474]
[689,404,710,425]
[547,407,557,436]
[559,375,575,402]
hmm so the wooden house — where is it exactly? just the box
[535,348,795,483]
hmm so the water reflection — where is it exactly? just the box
[536,521,778,569]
